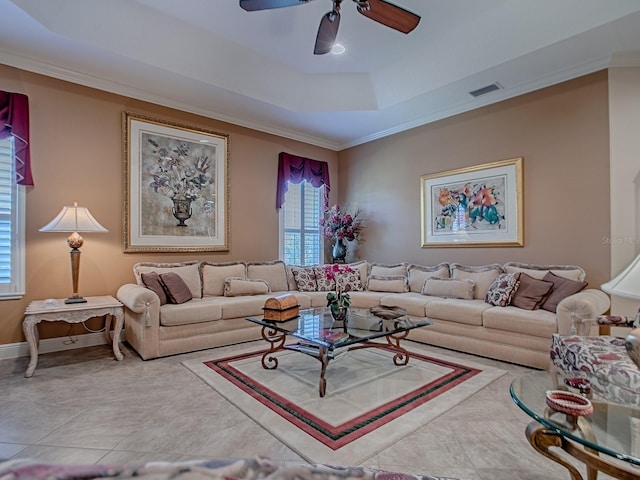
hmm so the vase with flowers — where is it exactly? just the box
[322,264,355,329]
[319,204,363,263]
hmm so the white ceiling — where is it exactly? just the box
[1,0,640,150]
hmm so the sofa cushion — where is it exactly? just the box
[290,266,318,292]
[380,292,437,317]
[218,295,274,319]
[510,273,553,310]
[159,298,223,326]
[422,278,474,300]
[223,277,270,297]
[482,305,557,338]
[134,261,201,299]
[484,273,521,307]
[369,262,408,277]
[159,272,193,304]
[140,272,168,305]
[451,264,503,299]
[426,299,491,326]
[407,263,450,293]
[367,275,408,293]
[201,262,247,297]
[247,260,289,292]
[503,262,585,282]
[540,272,588,313]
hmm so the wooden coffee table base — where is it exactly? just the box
[526,421,640,480]
[258,326,412,397]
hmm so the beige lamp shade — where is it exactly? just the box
[601,253,640,301]
[39,202,108,234]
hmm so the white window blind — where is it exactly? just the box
[0,137,25,299]
[280,181,323,266]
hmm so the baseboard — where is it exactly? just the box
[0,331,117,360]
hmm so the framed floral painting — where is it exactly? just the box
[421,157,523,247]
[123,112,229,252]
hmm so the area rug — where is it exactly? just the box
[183,342,505,465]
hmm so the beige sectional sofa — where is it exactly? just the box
[116,259,610,369]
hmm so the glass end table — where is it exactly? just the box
[246,307,431,397]
[510,371,640,480]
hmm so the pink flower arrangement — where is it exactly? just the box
[319,204,363,241]
[322,264,354,309]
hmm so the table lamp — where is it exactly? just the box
[39,202,108,304]
[601,252,640,368]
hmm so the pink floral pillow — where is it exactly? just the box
[484,273,520,307]
[315,266,336,291]
[336,270,364,292]
[291,266,318,292]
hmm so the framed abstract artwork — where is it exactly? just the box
[421,157,523,247]
[123,112,229,252]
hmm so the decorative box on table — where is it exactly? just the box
[263,294,299,322]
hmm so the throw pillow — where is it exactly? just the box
[314,266,336,291]
[369,262,408,277]
[159,272,193,304]
[422,278,475,300]
[201,262,246,297]
[223,277,270,297]
[140,272,168,305]
[247,261,289,292]
[451,264,503,299]
[135,261,201,298]
[510,273,553,310]
[540,272,588,313]
[367,275,408,293]
[335,269,364,292]
[484,273,521,307]
[290,266,318,292]
[407,263,450,293]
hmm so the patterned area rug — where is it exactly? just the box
[183,342,505,465]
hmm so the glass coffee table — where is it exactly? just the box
[510,371,640,480]
[246,307,431,397]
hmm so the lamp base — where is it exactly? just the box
[65,296,87,304]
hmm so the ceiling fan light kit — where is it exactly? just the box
[239,0,420,55]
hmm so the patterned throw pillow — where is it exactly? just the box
[314,266,336,291]
[290,266,318,292]
[336,269,364,292]
[484,273,521,307]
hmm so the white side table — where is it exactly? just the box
[22,295,124,378]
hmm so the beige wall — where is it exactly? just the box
[608,66,640,317]
[339,72,611,289]
[0,66,615,347]
[0,65,339,345]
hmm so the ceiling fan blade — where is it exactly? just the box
[240,0,312,12]
[314,10,341,55]
[357,0,420,34]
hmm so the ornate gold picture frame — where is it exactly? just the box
[421,157,523,247]
[123,112,229,252]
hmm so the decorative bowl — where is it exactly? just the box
[545,390,593,417]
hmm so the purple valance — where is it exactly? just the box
[0,91,34,186]
[276,152,330,209]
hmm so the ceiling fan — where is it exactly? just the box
[239,0,421,55]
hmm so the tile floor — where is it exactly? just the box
[0,340,623,480]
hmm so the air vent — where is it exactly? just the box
[469,82,503,98]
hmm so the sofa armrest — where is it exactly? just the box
[556,289,610,335]
[116,283,160,326]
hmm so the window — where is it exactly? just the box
[0,137,25,299]
[280,181,323,265]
